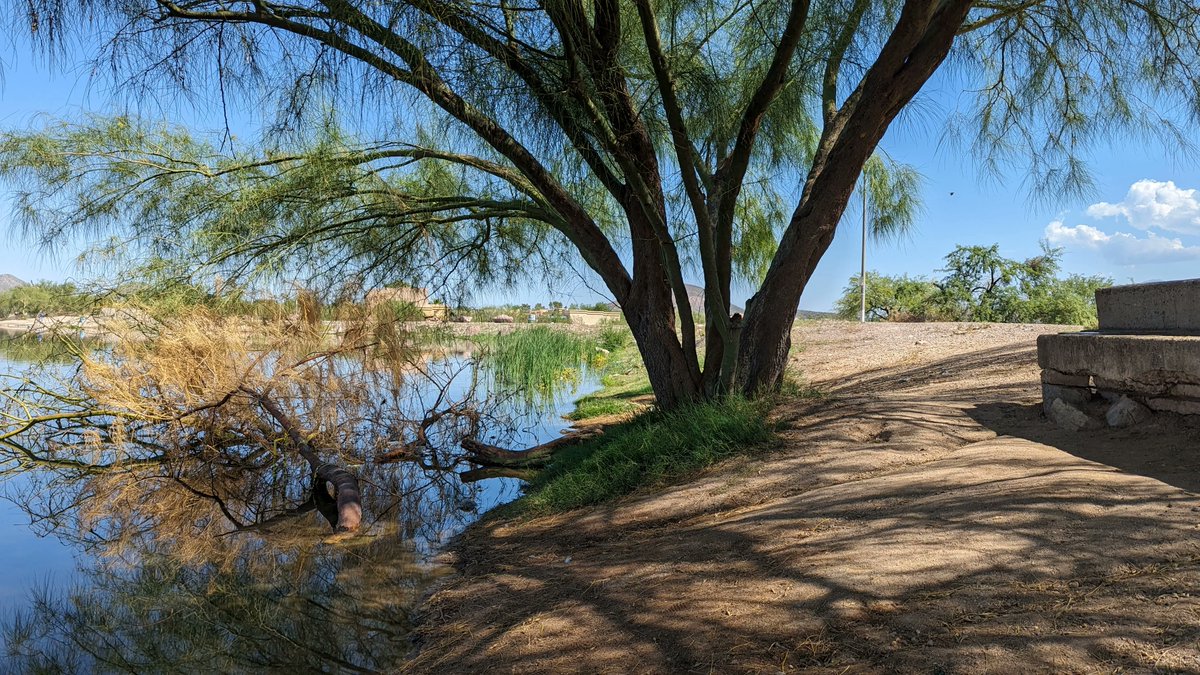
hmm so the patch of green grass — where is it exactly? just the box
[566,327,653,421]
[511,396,774,515]
[567,395,640,420]
[473,326,597,407]
[776,369,825,401]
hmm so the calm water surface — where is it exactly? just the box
[0,333,599,671]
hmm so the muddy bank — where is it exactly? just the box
[405,321,1200,673]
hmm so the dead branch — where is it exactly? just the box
[458,466,538,483]
[242,386,363,532]
[460,429,600,469]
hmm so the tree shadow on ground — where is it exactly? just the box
[966,399,1200,495]
[407,337,1200,673]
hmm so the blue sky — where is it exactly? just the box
[2,39,1198,312]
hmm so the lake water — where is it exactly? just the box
[0,331,598,671]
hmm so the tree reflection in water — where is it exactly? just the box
[0,315,589,671]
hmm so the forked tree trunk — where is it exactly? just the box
[732,1,971,397]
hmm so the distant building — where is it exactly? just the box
[365,286,449,320]
[568,309,623,326]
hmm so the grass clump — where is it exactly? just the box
[514,396,774,515]
[474,326,597,405]
[567,325,653,421]
[568,395,643,420]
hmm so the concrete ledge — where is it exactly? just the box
[1037,333,1200,388]
[1096,279,1200,334]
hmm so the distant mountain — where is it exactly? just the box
[0,274,27,293]
[797,309,838,320]
[682,283,745,316]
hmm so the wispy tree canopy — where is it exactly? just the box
[3,0,1199,406]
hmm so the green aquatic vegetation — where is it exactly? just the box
[473,327,599,408]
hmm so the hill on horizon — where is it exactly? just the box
[0,274,27,293]
[683,283,745,316]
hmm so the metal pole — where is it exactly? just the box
[859,175,867,323]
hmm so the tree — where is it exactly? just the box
[5,0,1200,408]
[835,272,940,321]
[838,243,1113,324]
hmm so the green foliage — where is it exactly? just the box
[597,325,633,353]
[0,281,99,317]
[567,327,651,421]
[0,117,554,297]
[838,243,1113,325]
[861,153,924,243]
[835,272,942,321]
[1017,274,1114,327]
[474,327,597,407]
[513,397,774,515]
[378,300,426,323]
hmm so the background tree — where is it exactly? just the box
[835,272,940,321]
[838,243,1112,324]
[4,0,1200,407]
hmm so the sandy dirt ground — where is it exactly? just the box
[406,321,1200,674]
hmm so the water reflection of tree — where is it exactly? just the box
[0,314,549,670]
[0,315,521,549]
[7,525,431,673]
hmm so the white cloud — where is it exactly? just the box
[1086,179,1200,235]
[1044,220,1200,265]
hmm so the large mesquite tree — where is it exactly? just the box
[5,0,1200,408]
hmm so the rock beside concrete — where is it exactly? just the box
[1042,383,1093,411]
[1106,396,1152,428]
[1047,398,1101,431]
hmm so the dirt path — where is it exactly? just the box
[407,321,1200,673]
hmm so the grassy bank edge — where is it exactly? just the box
[495,325,792,517]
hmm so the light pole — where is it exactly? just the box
[859,174,867,323]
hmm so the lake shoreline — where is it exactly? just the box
[404,320,1200,673]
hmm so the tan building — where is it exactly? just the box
[567,309,623,326]
[365,286,449,320]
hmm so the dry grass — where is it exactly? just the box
[0,307,469,567]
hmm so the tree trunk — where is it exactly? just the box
[622,271,705,410]
[735,0,971,395]
[736,220,838,394]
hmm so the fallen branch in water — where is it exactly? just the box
[460,429,601,469]
[458,466,539,483]
[241,386,363,533]
[377,400,480,466]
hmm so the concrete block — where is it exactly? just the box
[1096,278,1200,334]
[1037,333,1200,386]
[1041,369,1090,387]
[1146,398,1200,415]
[1093,375,1170,397]
[1169,383,1200,398]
